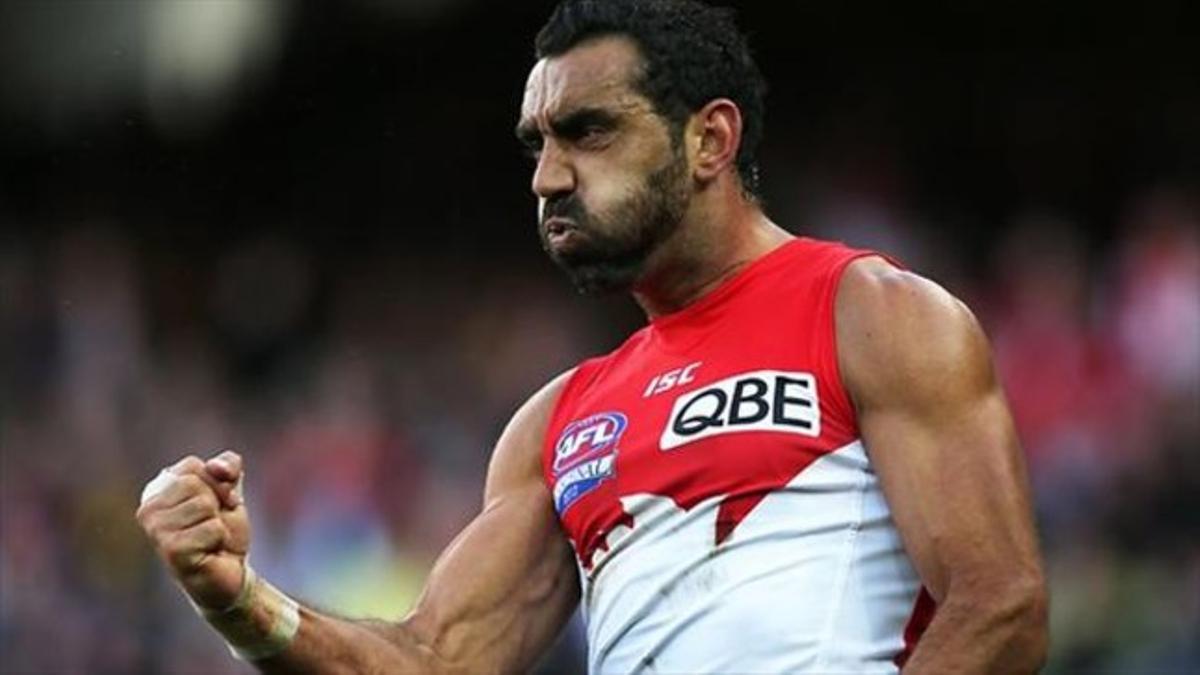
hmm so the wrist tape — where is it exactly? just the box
[198,564,301,662]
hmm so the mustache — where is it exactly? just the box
[542,195,587,226]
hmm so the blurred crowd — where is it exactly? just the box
[983,190,1199,671]
[1,220,603,672]
[2,183,1196,674]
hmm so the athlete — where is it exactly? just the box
[136,0,1048,672]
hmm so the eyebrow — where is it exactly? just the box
[515,106,621,147]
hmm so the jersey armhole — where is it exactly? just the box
[539,358,605,480]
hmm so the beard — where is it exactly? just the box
[540,148,690,295]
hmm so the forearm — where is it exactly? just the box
[204,499,578,675]
[199,570,453,675]
[231,581,571,675]
[253,610,451,675]
[902,585,1047,674]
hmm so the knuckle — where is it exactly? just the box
[177,474,207,493]
[148,516,176,544]
[166,546,196,571]
[175,455,205,474]
[164,527,205,560]
[160,530,186,558]
[195,493,220,516]
[208,519,227,538]
[175,451,201,468]
[137,515,157,540]
[137,504,162,530]
[191,516,219,538]
[137,512,162,539]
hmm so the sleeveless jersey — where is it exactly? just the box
[542,237,935,674]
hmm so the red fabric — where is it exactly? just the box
[542,238,881,568]
[894,587,937,668]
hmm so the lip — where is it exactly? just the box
[543,216,577,236]
[544,218,584,250]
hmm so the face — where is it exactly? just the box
[516,36,692,294]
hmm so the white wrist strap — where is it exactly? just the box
[197,564,301,662]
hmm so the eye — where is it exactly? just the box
[577,124,613,149]
[519,137,543,161]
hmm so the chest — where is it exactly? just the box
[545,319,858,567]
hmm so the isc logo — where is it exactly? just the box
[644,361,702,397]
[553,412,628,474]
[659,370,820,450]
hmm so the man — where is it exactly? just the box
[136,0,1048,672]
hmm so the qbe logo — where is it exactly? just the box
[660,370,820,450]
[551,412,627,514]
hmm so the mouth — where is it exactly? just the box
[543,216,575,235]
[543,217,582,249]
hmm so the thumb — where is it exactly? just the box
[205,450,242,482]
[204,450,244,508]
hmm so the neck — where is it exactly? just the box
[631,196,792,320]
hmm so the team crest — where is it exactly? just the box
[552,412,627,514]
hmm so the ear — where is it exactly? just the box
[687,98,743,185]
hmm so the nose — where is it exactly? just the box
[531,140,575,202]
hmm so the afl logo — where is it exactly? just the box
[553,412,628,474]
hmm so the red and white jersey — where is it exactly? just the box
[542,237,935,674]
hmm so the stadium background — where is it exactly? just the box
[1,1,1196,672]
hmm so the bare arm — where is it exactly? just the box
[137,371,580,675]
[837,258,1048,673]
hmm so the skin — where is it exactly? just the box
[136,34,1047,674]
[838,258,1049,672]
[515,35,792,311]
[138,372,578,675]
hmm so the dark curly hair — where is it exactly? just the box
[535,0,768,198]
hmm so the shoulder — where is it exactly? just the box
[496,367,578,456]
[835,257,995,411]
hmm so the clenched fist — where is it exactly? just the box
[136,451,251,612]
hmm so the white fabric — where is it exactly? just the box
[140,468,178,505]
[581,440,922,674]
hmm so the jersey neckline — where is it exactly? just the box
[648,236,804,330]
